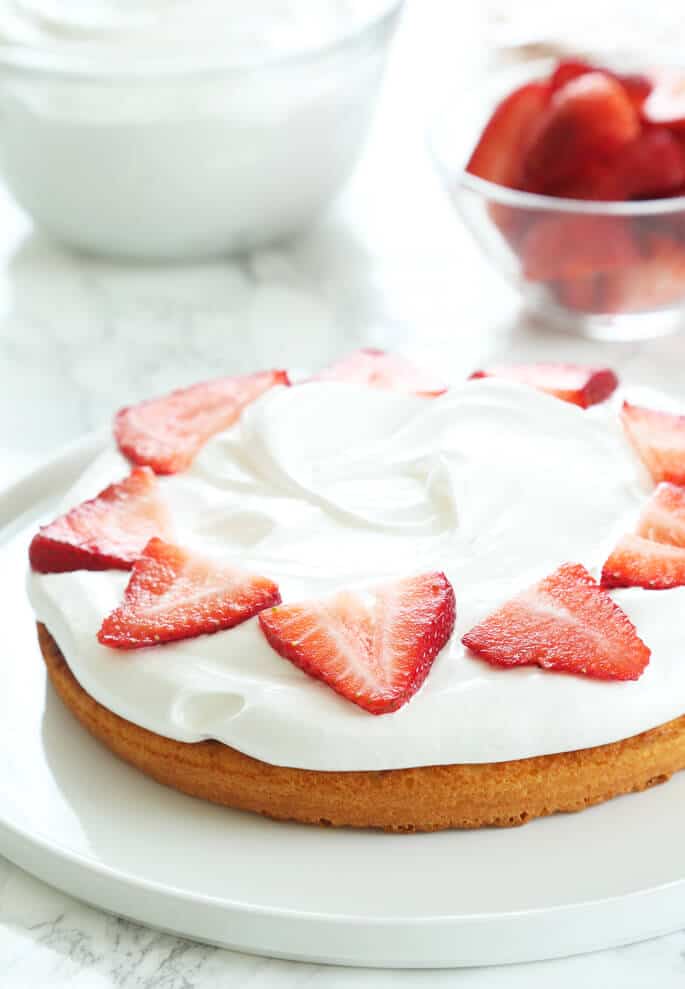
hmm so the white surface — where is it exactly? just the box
[6,440,685,970]
[28,380,685,771]
[0,0,685,983]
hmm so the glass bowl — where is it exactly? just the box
[429,58,685,341]
[0,0,404,261]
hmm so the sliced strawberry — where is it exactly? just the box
[550,161,626,201]
[601,235,685,313]
[548,128,681,201]
[621,401,685,485]
[550,59,595,93]
[468,81,549,246]
[29,467,171,574]
[115,370,290,475]
[462,562,650,681]
[560,129,685,202]
[602,483,685,588]
[313,349,447,397]
[469,363,618,408]
[643,72,685,130]
[619,73,654,114]
[612,127,685,200]
[636,482,685,546]
[601,534,685,590]
[258,572,456,715]
[518,214,639,281]
[466,81,550,189]
[524,72,640,194]
[98,538,281,649]
[550,62,652,114]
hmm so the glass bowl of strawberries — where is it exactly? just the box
[430,57,685,339]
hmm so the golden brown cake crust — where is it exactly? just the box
[37,622,685,832]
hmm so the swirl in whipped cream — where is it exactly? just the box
[28,378,685,771]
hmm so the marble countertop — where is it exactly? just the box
[2,3,685,986]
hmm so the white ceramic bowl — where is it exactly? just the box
[0,2,403,260]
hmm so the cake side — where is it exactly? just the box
[38,623,685,833]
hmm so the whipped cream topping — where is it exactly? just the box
[28,378,685,771]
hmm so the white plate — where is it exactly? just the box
[1,435,685,969]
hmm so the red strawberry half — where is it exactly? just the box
[636,482,685,547]
[602,535,685,590]
[601,483,685,589]
[465,81,549,249]
[469,363,618,408]
[466,81,550,189]
[617,73,654,114]
[549,161,625,201]
[524,72,640,194]
[613,128,685,200]
[550,59,595,93]
[98,538,281,649]
[462,562,650,681]
[258,572,456,715]
[115,369,290,475]
[550,61,652,114]
[559,129,685,201]
[313,349,447,397]
[621,401,685,484]
[29,466,171,574]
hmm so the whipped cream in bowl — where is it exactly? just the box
[0,0,403,258]
[0,1,396,67]
[28,378,685,772]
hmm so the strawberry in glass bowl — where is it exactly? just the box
[430,57,685,339]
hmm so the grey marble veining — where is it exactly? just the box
[2,862,685,988]
[2,2,685,985]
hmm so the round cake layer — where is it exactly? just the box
[38,624,685,832]
[27,379,685,770]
